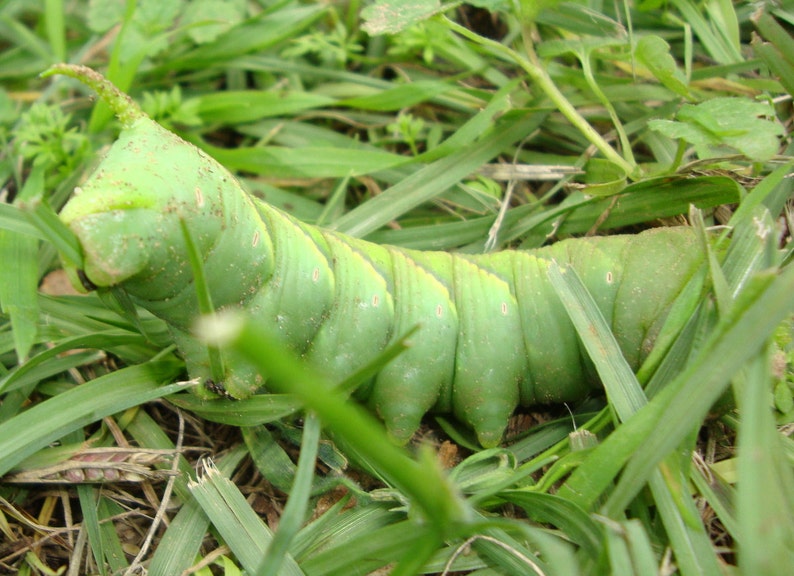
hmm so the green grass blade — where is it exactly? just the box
[77,485,108,576]
[180,219,225,384]
[258,413,321,576]
[187,461,305,576]
[23,197,83,269]
[243,425,301,492]
[0,229,39,361]
[132,428,248,575]
[605,267,794,513]
[331,111,544,238]
[547,261,723,575]
[736,353,794,573]
[0,360,183,476]
[301,520,439,576]
[669,0,742,64]
[547,261,646,418]
[559,218,794,511]
[169,393,300,426]
[126,409,249,576]
[0,165,46,362]
[0,203,45,239]
[43,0,66,62]
[0,332,146,394]
[195,140,409,179]
[499,491,603,559]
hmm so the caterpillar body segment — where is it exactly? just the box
[53,66,705,446]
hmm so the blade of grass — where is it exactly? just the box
[0,331,146,394]
[499,491,603,560]
[0,228,39,361]
[43,0,66,62]
[158,4,327,71]
[331,110,544,237]
[127,410,249,576]
[243,426,302,493]
[0,165,45,361]
[291,503,402,563]
[257,413,321,576]
[365,173,741,251]
[669,0,742,64]
[180,219,224,385]
[736,352,794,574]
[169,393,300,426]
[193,139,409,179]
[0,203,45,239]
[604,266,794,514]
[548,262,723,575]
[558,199,792,511]
[23,196,83,269]
[0,360,184,476]
[187,461,305,576]
[77,485,107,576]
[300,519,439,576]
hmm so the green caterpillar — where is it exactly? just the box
[50,65,704,447]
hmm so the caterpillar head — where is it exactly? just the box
[47,65,264,309]
[59,115,230,300]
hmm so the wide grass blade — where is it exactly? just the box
[736,353,794,573]
[0,360,184,476]
[596,267,790,512]
[548,261,723,575]
[128,412,249,576]
[187,460,305,576]
[257,413,321,576]
[331,110,545,238]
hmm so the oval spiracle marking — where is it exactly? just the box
[252,230,260,247]
[195,187,204,208]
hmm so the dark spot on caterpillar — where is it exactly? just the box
[77,270,97,292]
[204,379,238,400]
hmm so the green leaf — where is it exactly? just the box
[338,80,453,111]
[258,414,321,576]
[517,0,566,23]
[195,90,335,124]
[181,0,246,44]
[0,229,38,361]
[86,0,126,33]
[0,166,46,362]
[635,35,690,98]
[198,142,409,178]
[168,393,300,426]
[361,0,444,36]
[333,111,544,237]
[196,313,470,532]
[649,98,784,162]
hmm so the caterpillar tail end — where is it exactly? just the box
[42,64,144,128]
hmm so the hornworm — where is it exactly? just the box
[49,65,704,447]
